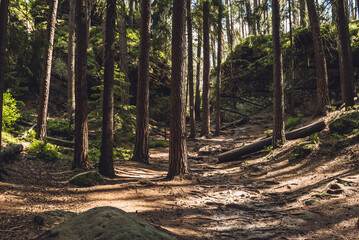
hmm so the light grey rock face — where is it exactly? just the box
[35,206,176,240]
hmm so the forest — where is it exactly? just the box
[1,0,359,239]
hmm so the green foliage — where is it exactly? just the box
[2,132,19,145]
[264,145,273,152]
[285,114,303,131]
[264,129,273,137]
[28,139,62,162]
[47,119,74,140]
[149,139,168,149]
[329,111,359,135]
[289,142,316,162]
[309,133,320,144]
[2,90,21,130]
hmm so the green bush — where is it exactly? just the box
[285,114,303,131]
[47,119,74,140]
[149,139,168,148]
[2,90,21,130]
[28,139,62,161]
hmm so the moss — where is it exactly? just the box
[329,111,359,135]
[290,142,316,162]
[69,171,104,187]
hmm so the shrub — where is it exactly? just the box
[285,114,303,131]
[28,140,62,161]
[2,90,21,130]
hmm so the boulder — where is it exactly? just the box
[69,171,104,187]
[33,210,77,227]
[35,207,176,240]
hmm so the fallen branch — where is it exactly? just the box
[0,142,31,159]
[217,121,326,163]
[45,137,74,148]
[221,118,250,130]
[19,124,37,140]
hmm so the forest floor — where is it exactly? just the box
[1,108,359,240]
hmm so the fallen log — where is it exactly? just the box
[0,142,31,159]
[45,137,74,148]
[217,120,326,163]
[221,108,249,118]
[221,118,250,130]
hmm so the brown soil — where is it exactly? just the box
[1,109,359,240]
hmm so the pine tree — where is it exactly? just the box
[167,0,189,180]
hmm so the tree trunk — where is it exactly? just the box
[306,0,330,116]
[289,0,296,114]
[0,0,9,155]
[36,0,59,140]
[195,26,202,122]
[245,0,252,35]
[132,0,151,164]
[272,0,286,147]
[215,1,223,136]
[253,0,257,35]
[336,0,355,108]
[211,33,216,69]
[99,0,116,178]
[225,0,231,47]
[217,121,326,163]
[119,2,130,105]
[167,0,188,180]
[72,0,90,169]
[68,0,75,127]
[201,1,211,137]
[129,0,134,28]
[293,0,298,27]
[300,0,306,27]
[187,0,196,138]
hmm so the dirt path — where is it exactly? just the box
[1,112,359,239]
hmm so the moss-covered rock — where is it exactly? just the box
[329,111,359,135]
[33,210,77,227]
[69,171,104,187]
[35,206,176,240]
[290,142,317,162]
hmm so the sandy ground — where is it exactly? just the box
[1,110,359,240]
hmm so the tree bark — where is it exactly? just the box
[72,0,90,169]
[187,0,196,138]
[336,0,355,108]
[132,0,151,164]
[99,0,116,178]
[217,121,326,163]
[36,0,59,140]
[0,0,9,155]
[167,0,188,180]
[306,0,330,117]
[215,1,223,136]
[272,0,286,147]
[68,0,75,127]
[129,0,134,28]
[119,2,130,105]
[300,0,306,27]
[289,0,296,114]
[195,25,202,122]
[201,1,211,137]
[245,0,252,35]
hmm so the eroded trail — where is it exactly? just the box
[1,111,359,239]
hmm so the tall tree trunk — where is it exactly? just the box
[215,1,223,136]
[0,0,9,155]
[272,0,286,147]
[245,0,252,35]
[119,2,130,105]
[293,0,298,27]
[300,0,306,27]
[225,0,231,46]
[68,0,75,127]
[132,0,151,164]
[187,0,196,138]
[306,0,330,116]
[289,0,296,114]
[36,0,59,140]
[211,33,216,68]
[195,27,202,121]
[201,1,211,137]
[129,0,134,28]
[99,0,116,178]
[167,0,188,180]
[253,0,257,35]
[336,0,355,108]
[73,0,90,169]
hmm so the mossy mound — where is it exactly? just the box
[33,210,77,227]
[69,171,104,187]
[35,206,176,240]
[290,142,317,162]
[329,111,359,135]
